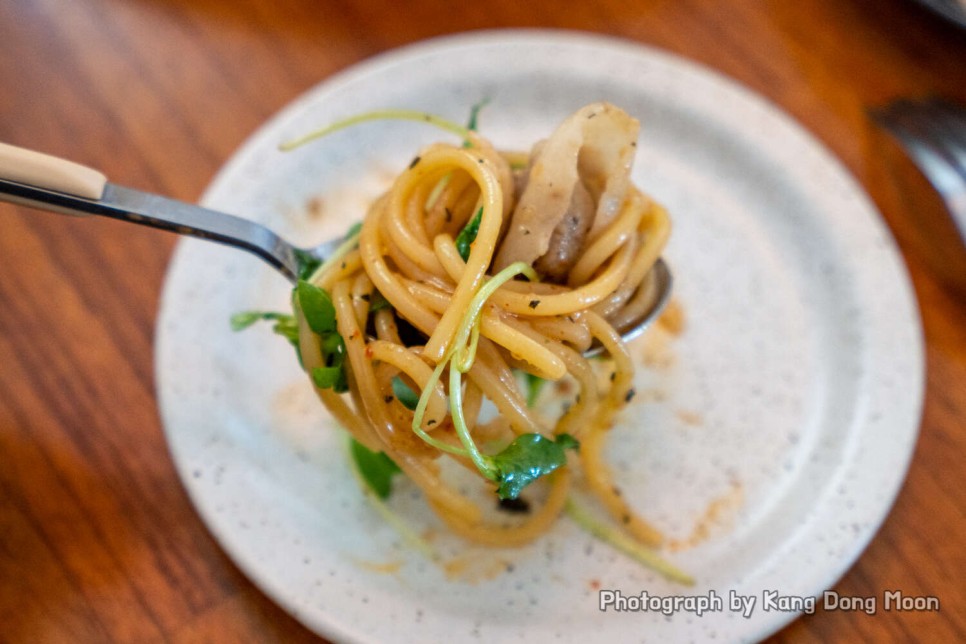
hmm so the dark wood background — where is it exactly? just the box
[1,0,964,641]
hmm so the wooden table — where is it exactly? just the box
[1,0,964,641]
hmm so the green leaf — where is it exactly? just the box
[231,310,286,331]
[312,366,343,389]
[490,433,580,500]
[524,372,546,408]
[296,280,337,335]
[344,221,363,239]
[349,438,401,500]
[318,334,348,392]
[455,206,483,261]
[321,333,346,366]
[391,376,420,410]
[368,291,392,313]
[293,249,322,281]
[230,311,299,345]
[554,433,579,451]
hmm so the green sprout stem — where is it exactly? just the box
[307,224,363,284]
[411,359,469,457]
[280,110,474,152]
[565,496,695,585]
[449,361,497,479]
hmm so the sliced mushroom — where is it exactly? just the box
[532,179,595,282]
[493,103,639,275]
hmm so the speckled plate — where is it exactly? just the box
[156,30,924,643]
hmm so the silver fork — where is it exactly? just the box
[0,141,338,281]
[872,96,966,248]
[0,141,672,348]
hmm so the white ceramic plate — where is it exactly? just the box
[156,30,924,643]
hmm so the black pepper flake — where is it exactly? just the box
[408,155,421,169]
[340,261,346,269]
[587,112,597,119]
[427,419,437,426]
[625,388,636,403]
[612,486,622,497]
[477,157,484,164]
[621,514,631,524]
[610,371,617,382]
[528,299,540,309]
[445,207,453,223]
[360,293,371,301]
[497,497,531,514]
[523,228,530,235]
[630,141,637,147]
[384,395,394,403]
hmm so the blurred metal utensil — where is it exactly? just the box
[872,97,966,291]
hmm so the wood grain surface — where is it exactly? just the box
[1,0,964,642]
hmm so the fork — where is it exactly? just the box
[0,141,335,281]
[0,141,672,349]
[872,97,966,248]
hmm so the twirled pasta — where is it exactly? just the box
[293,103,671,552]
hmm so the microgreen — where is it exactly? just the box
[296,280,337,334]
[296,281,349,393]
[368,291,392,313]
[455,206,483,262]
[280,110,474,152]
[349,438,401,500]
[391,376,420,411]
[293,248,322,281]
[463,98,490,147]
[524,372,547,408]
[490,433,579,500]
[565,496,695,585]
[466,98,490,132]
[229,310,300,354]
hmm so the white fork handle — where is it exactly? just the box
[0,142,107,200]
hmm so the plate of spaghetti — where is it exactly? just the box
[156,30,924,643]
